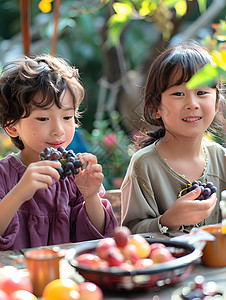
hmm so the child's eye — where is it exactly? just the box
[37,117,48,121]
[63,116,74,120]
[172,92,184,96]
[197,91,206,95]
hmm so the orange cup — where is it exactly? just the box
[23,248,65,297]
[200,224,226,267]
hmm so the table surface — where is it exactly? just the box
[0,232,226,299]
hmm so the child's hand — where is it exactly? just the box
[74,153,104,199]
[15,160,61,203]
[160,187,217,231]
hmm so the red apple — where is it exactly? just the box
[120,244,139,265]
[150,243,166,255]
[0,267,17,284]
[79,282,103,300]
[76,253,102,269]
[0,290,9,300]
[9,290,38,300]
[119,262,134,272]
[114,226,131,248]
[150,247,174,263]
[134,258,154,269]
[95,238,116,260]
[106,247,125,267]
[0,267,33,295]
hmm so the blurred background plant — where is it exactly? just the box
[0,130,18,159]
[81,111,135,189]
[186,19,226,147]
[187,20,226,88]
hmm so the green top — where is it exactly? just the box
[121,140,226,234]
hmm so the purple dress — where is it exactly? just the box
[0,155,118,250]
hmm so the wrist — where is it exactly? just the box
[160,212,181,232]
[158,218,168,234]
[11,184,28,205]
[84,193,101,203]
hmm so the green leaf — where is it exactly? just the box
[186,64,219,89]
[197,0,207,13]
[112,2,133,21]
[107,2,133,46]
[139,0,156,16]
[174,0,187,17]
[107,20,129,46]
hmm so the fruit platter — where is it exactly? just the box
[67,227,201,291]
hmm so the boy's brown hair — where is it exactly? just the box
[0,54,85,150]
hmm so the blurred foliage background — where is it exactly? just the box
[0,0,225,188]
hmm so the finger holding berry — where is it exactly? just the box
[11,160,61,205]
[74,154,104,199]
[160,188,218,232]
[73,152,106,234]
[40,147,84,180]
[179,181,217,200]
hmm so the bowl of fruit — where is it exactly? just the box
[66,227,201,291]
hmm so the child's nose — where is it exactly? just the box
[51,121,64,136]
[185,94,200,109]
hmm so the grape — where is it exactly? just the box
[180,181,217,201]
[202,188,211,199]
[40,147,83,180]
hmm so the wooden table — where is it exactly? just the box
[0,233,226,299]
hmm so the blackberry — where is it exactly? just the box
[40,147,84,180]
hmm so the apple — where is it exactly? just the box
[114,226,131,248]
[120,244,139,265]
[79,282,103,300]
[76,253,102,269]
[0,267,33,295]
[128,235,151,259]
[9,290,38,300]
[150,247,174,263]
[106,247,124,267]
[150,242,166,251]
[96,238,116,260]
[134,258,154,269]
[0,267,17,284]
[119,262,134,272]
[0,290,9,300]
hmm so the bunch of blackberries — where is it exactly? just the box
[181,181,217,200]
[40,147,83,180]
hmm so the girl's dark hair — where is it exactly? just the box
[140,42,221,148]
[0,54,85,149]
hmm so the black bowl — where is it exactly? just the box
[66,238,201,291]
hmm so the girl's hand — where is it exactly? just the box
[160,187,217,231]
[74,153,104,199]
[15,160,61,204]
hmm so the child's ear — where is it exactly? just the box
[154,110,161,119]
[4,124,19,138]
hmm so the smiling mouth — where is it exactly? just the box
[182,117,201,122]
[48,142,64,147]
